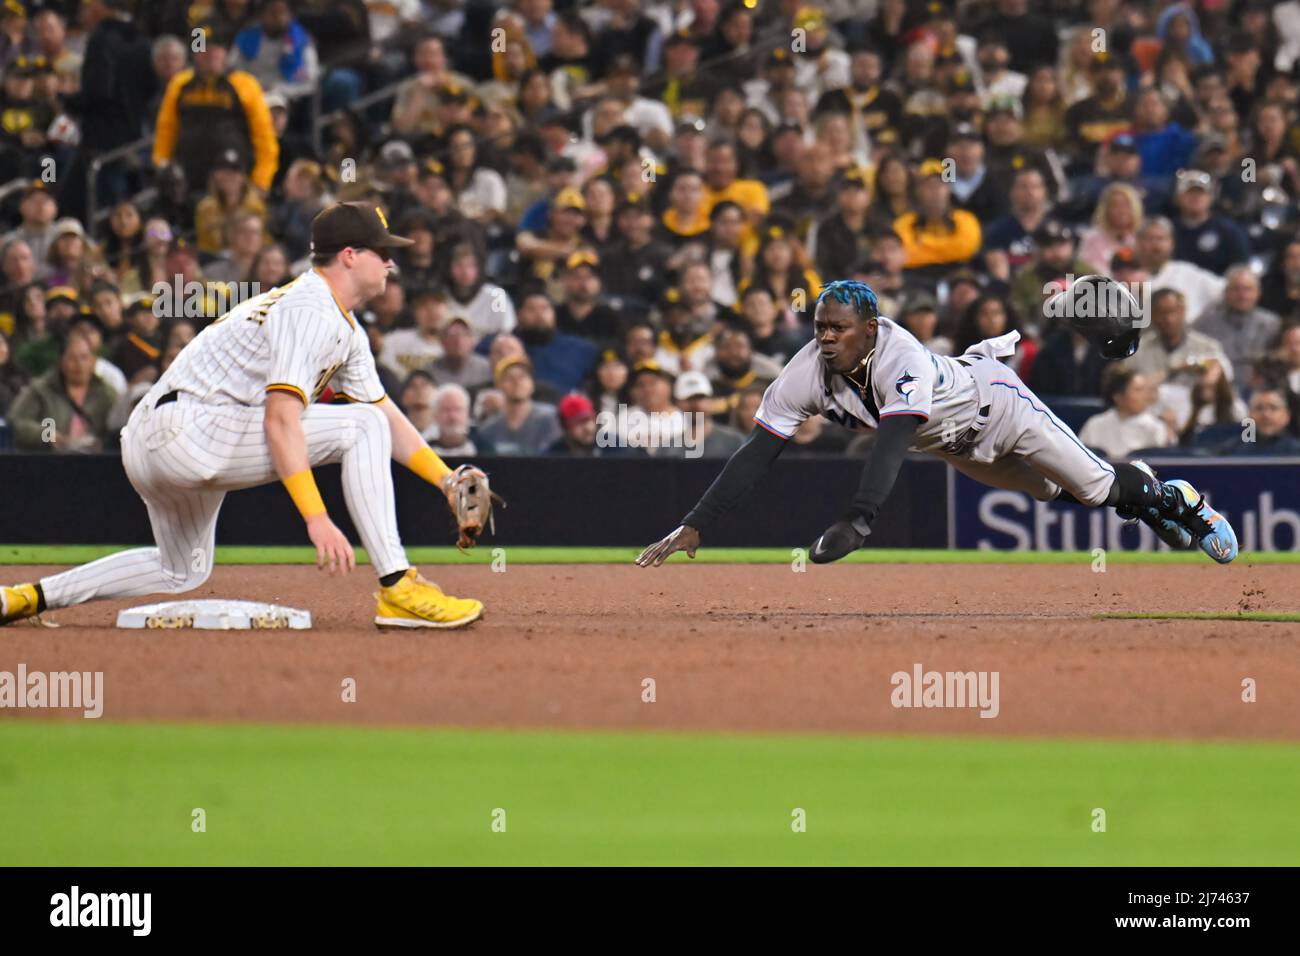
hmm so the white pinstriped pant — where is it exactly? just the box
[39,393,409,609]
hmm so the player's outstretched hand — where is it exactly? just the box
[306,514,356,575]
[636,525,700,567]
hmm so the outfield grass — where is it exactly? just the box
[1,722,1297,866]
[5,544,1300,566]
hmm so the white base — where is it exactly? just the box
[117,599,312,630]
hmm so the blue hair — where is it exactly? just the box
[816,280,879,321]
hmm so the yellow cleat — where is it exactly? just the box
[1,583,41,626]
[374,569,483,630]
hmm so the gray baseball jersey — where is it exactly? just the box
[755,315,1116,506]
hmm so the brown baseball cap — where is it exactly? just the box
[310,202,414,258]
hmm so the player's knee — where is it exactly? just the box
[160,560,213,593]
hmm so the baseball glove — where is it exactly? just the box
[442,465,503,551]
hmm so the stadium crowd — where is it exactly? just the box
[1,0,1299,460]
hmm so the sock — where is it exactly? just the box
[35,582,47,613]
[1105,462,1165,510]
[379,569,408,588]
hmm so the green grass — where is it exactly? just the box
[2,722,1298,865]
[5,544,1300,566]
[1095,610,1300,623]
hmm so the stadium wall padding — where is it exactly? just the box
[0,454,951,548]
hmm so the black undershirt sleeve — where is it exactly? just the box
[681,425,788,534]
[842,414,923,528]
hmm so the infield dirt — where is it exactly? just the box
[2,563,1297,739]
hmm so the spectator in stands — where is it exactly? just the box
[518,186,588,290]
[705,327,780,400]
[445,124,508,224]
[512,289,596,394]
[1063,52,1131,171]
[43,219,95,292]
[742,224,821,322]
[955,294,1035,376]
[13,283,64,375]
[678,260,730,330]
[146,35,186,127]
[429,382,481,457]
[1064,134,1170,222]
[1027,322,1110,399]
[622,318,657,368]
[578,176,619,255]
[443,241,516,339]
[102,201,143,281]
[380,289,446,381]
[229,0,319,101]
[736,285,804,364]
[983,166,1051,282]
[898,297,953,356]
[673,370,743,458]
[1078,183,1142,276]
[3,183,57,276]
[399,370,440,442]
[0,328,26,418]
[653,287,714,374]
[153,21,279,200]
[1010,221,1088,332]
[1221,386,1300,456]
[555,249,620,345]
[620,359,687,456]
[88,280,125,347]
[658,169,711,245]
[392,35,472,136]
[1078,369,1173,459]
[731,383,764,433]
[9,330,119,453]
[33,10,79,92]
[1135,217,1224,322]
[948,124,1006,224]
[477,354,561,455]
[251,243,290,291]
[117,219,172,297]
[1260,239,1300,324]
[771,147,838,237]
[595,56,673,153]
[1177,358,1247,445]
[699,200,747,309]
[1282,324,1300,396]
[808,167,871,284]
[548,392,607,457]
[266,159,329,262]
[0,56,55,175]
[111,297,164,384]
[427,314,492,392]
[1170,169,1251,275]
[1124,287,1234,417]
[864,154,913,234]
[195,147,269,255]
[204,211,265,284]
[1195,267,1283,386]
[589,348,627,417]
[67,313,126,399]
[1018,67,1066,149]
[895,159,982,277]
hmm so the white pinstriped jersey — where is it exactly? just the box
[755,316,981,453]
[156,269,385,407]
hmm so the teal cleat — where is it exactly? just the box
[1163,479,1238,564]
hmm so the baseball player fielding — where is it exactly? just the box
[637,280,1239,568]
[1,203,487,630]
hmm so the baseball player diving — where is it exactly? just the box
[3,203,495,630]
[637,279,1238,568]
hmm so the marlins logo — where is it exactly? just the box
[895,371,918,402]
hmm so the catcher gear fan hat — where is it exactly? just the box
[310,202,414,258]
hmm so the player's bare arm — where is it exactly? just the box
[264,390,356,575]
